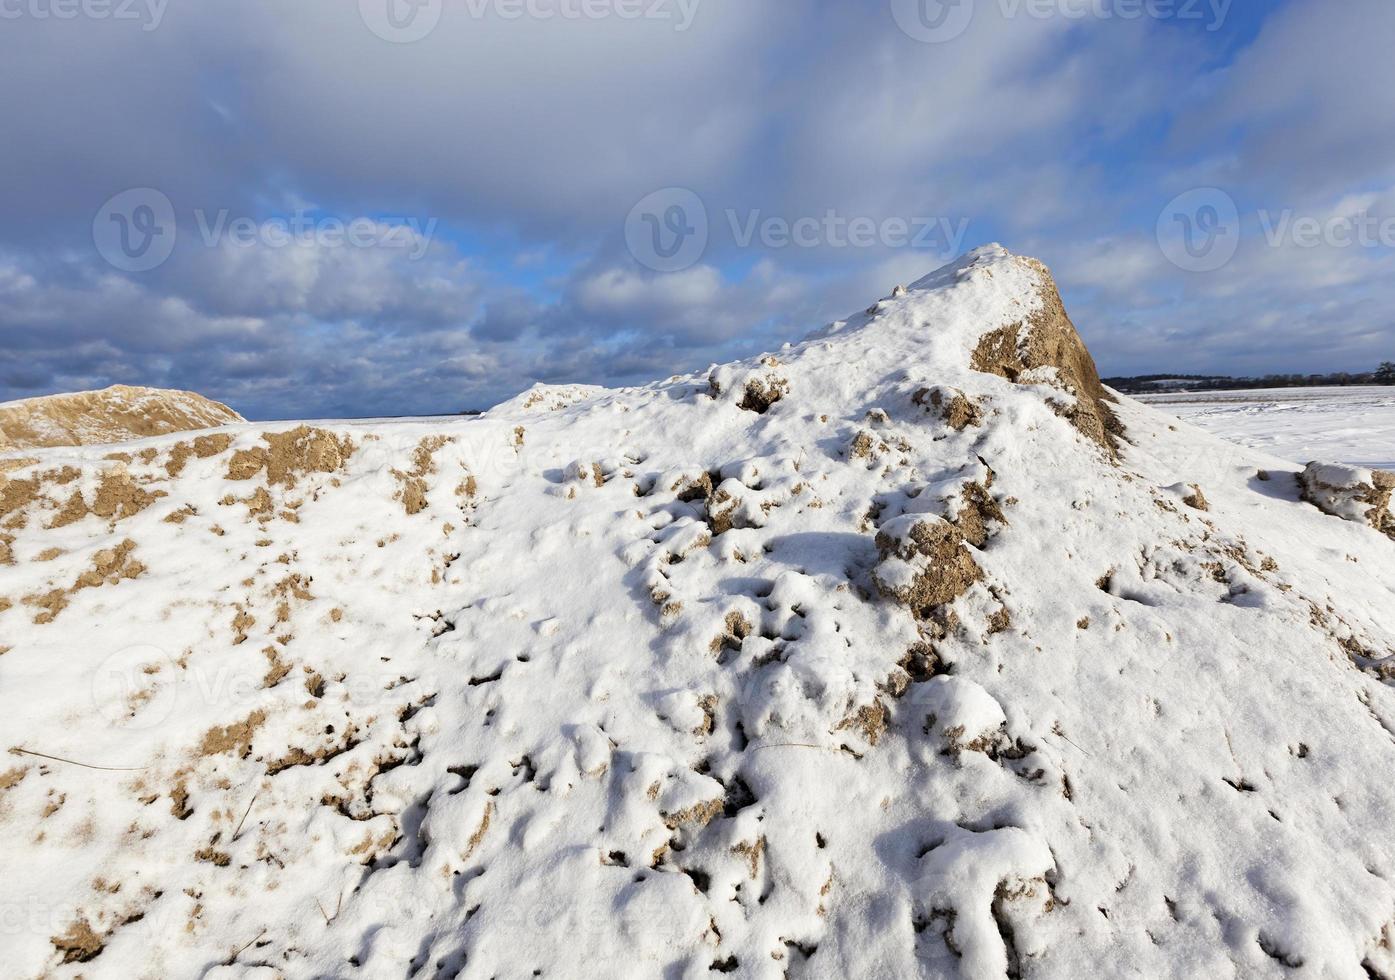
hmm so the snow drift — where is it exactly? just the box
[1,246,1393,979]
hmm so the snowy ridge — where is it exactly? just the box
[1,247,1393,978]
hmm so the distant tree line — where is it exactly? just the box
[1106,363,1395,394]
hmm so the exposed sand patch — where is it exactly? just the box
[970,259,1121,455]
[227,426,355,489]
[952,480,1007,548]
[198,710,268,759]
[393,436,453,516]
[164,433,234,477]
[915,386,983,430]
[738,377,789,414]
[1182,485,1210,512]
[837,699,888,746]
[51,918,104,964]
[873,517,983,615]
[23,539,145,624]
[1300,463,1394,540]
[1,475,40,523]
[46,468,165,528]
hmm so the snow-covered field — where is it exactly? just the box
[1,248,1393,978]
[1138,386,1395,470]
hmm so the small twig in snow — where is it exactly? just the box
[232,788,260,841]
[8,747,147,772]
[750,742,838,754]
[227,929,266,965]
[1050,725,1085,753]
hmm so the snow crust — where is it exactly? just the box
[1,246,1394,978]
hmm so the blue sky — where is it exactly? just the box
[1,0,1392,419]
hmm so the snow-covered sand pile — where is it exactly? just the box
[0,385,243,453]
[1301,462,1395,540]
[2,246,1394,978]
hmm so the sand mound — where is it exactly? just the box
[0,385,243,452]
[969,257,1122,454]
[2,246,1393,978]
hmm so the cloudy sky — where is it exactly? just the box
[2,0,1392,419]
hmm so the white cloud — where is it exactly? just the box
[1177,0,1395,201]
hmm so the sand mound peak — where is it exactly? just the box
[0,384,243,451]
[965,252,1122,454]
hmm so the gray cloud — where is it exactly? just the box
[1,1,1393,419]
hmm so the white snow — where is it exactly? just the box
[1138,386,1395,470]
[1,246,1393,978]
